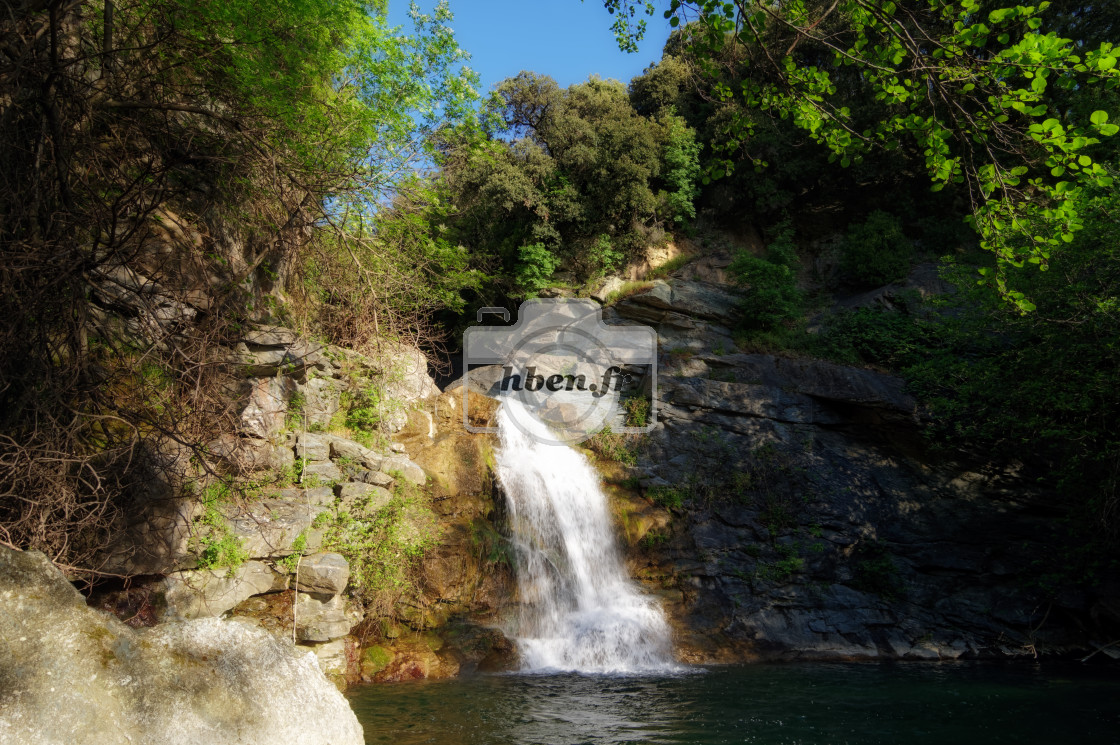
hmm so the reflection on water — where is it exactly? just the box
[347,663,1120,745]
[506,674,685,744]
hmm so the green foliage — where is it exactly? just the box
[731,221,803,330]
[304,177,486,350]
[660,113,702,225]
[276,531,309,574]
[441,71,698,288]
[603,280,655,305]
[191,483,248,575]
[470,518,512,567]
[647,485,685,510]
[320,480,439,613]
[851,542,904,600]
[286,391,306,432]
[606,0,1120,310]
[361,645,394,674]
[589,235,625,277]
[622,395,651,427]
[841,211,914,288]
[813,307,944,370]
[755,555,805,584]
[585,425,639,465]
[514,243,562,296]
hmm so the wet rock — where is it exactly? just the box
[300,635,359,686]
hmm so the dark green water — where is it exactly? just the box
[347,662,1120,745]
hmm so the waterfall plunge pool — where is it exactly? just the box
[347,662,1119,745]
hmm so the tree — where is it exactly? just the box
[603,1,1120,310]
[0,0,476,570]
[439,72,682,287]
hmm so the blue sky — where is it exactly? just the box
[391,1,672,94]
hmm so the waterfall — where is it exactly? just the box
[495,398,675,673]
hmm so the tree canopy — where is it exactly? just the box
[605,0,1120,310]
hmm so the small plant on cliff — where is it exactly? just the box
[851,541,904,600]
[647,485,685,510]
[584,425,639,465]
[840,211,913,289]
[190,483,249,575]
[622,395,651,428]
[320,480,439,617]
[731,219,803,331]
[276,530,309,574]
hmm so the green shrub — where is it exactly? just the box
[191,483,248,575]
[813,307,943,369]
[584,425,639,465]
[851,541,904,600]
[514,242,561,296]
[588,234,624,276]
[647,485,685,509]
[320,480,439,615]
[622,395,651,427]
[660,113,701,225]
[841,211,913,288]
[731,220,803,330]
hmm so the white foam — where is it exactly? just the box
[495,399,676,673]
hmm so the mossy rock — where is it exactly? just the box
[360,645,393,675]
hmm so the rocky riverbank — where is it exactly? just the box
[0,546,363,745]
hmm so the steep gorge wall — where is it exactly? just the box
[597,271,1120,662]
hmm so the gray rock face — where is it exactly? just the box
[295,432,330,462]
[327,436,384,470]
[621,279,742,323]
[355,470,394,487]
[98,438,199,576]
[159,561,276,620]
[301,461,343,483]
[299,636,357,680]
[239,377,291,440]
[380,455,426,486]
[295,552,350,595]
[336,482,393,509]
[295,594,354,642]
[298,376,343,429]
[585,273,1105,661]
[0,547,363,745]
[224,494,331,560]
[590,276,625,303]
[698,353,916,419]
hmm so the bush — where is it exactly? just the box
[731,219,803,331]
[320,480,439,617]
[841,211,913,288]
[514,242,561,296]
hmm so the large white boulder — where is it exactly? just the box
[0,548,363,745]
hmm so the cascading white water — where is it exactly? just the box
[495,398,675,673]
